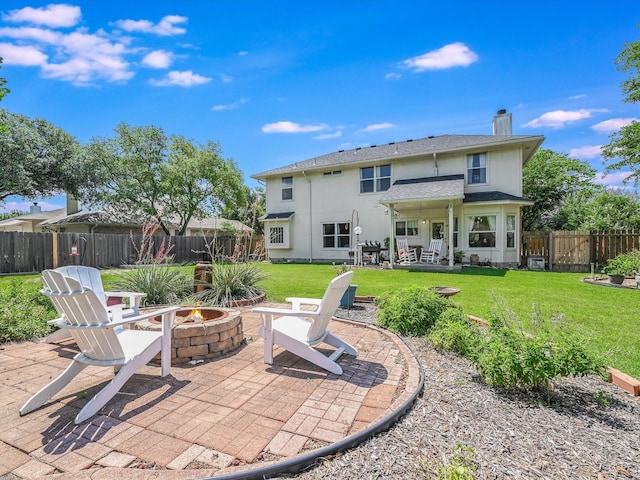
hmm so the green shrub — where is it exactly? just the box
[472,305,607,390]
[428,308,481,357]
[190,262,268,307]
[375,286,458,336]
[603,250,640,276]
[112,266,192,306]
[0,279,56,343]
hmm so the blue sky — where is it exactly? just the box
[1,1,639,213]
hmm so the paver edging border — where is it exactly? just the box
[205,320,425,480]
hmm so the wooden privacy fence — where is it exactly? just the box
[523,229,640,272]
[0,231,263,274]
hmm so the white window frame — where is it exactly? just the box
[395,219,419,237]
[467,153,487,185]
[360,164,391,193]
[467,215,496,248]
[322,222,351,249]
[506,214,517,249]
[281,176,293,201]
[266,222,290,249]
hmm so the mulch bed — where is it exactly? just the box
[292,302,640,479]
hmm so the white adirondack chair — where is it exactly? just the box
[55,266,146,315]
[420,238,444,264]
[397,238,418,264]
[44,266,147,343]
[20,269,179,424]
[252,271,358,375]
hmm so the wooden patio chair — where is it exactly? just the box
[20,269,179,424]
[252,271,358,375]
[420,238,444,263]
[397,238,418,264]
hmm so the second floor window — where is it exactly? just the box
[282,176,293,200]
[360,164,391,193]
[467,153,487,184]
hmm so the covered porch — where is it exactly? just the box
[379,175,465,270]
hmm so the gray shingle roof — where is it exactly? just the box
[252,134,544,179]
[379,175,465,204]
[463,191,532,203]
[260,212,295,221]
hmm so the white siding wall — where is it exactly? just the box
[263,144,526,264]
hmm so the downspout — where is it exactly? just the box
[301,171,312,263]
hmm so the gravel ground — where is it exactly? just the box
[286,302,640,480]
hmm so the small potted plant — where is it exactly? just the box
[333,263,358,308]
[603,251,640,285]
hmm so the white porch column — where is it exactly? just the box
[389,203,395,268]
[448,202,454,269]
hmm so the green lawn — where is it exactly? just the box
[253,263,640,380]
[4,264,639,380]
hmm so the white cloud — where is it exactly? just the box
[314,131,342,140]
[0,26,63,43]
[385,72,401,80]
[142,49,173,68]
[150,70,211,87]
[3,4,81,28]
[361,122,394,132]
[0,42,47,66]
[595,171,632,187]
[569,145,602,159]
[401,42,478,72]
[262,121,328,134]
[212,97,248,111]
[569,94,586,100]
[592,117,639,134]
[114,15,187,36]
[238,50,248,56]
[523,109,608,129]
[220,73,233,83]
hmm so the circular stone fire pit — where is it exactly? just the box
[135,307,243,364]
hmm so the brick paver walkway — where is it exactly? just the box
[0,304,421,479]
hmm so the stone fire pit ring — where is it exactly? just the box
[134,306,243,364]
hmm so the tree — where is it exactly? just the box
[219,185,265,235]
[522,149,601,231]
[81,122,247,235]
[0,109,85,201]
[561,189,640,230]
[0,58,9,104]
[602,31,640,185]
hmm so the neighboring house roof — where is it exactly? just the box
[0,207,66,230]
[187,217,253,232]
[252,134,544,179]
[260,212,295,221]
[463,191,533,204]
[380,175,465,205]
[40,208,147,227]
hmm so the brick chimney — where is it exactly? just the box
[492,109,512,135]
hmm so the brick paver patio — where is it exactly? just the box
[0,304,421,479]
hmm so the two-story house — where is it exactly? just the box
[252,110,544,268]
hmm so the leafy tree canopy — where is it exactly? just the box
[523,149,601,231]
[219,185,265,235]
[602,29,640,185]
[0,58,9,104]
[558,189,640,230]
[80,122,247,235]
[0,109,85,202]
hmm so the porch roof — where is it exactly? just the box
[379,174,465,208]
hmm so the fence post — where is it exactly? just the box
[548,231,553,272]
[52,231,59,269]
